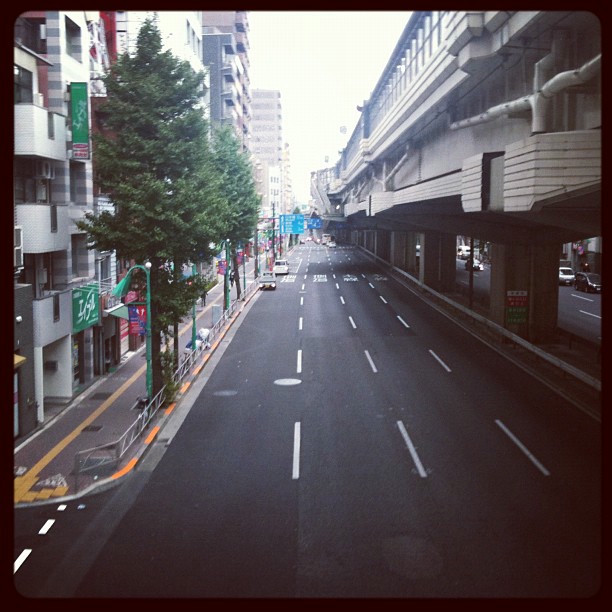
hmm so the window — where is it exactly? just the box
[48,112,55,139]
[70,162,78,202]
[50,205,58,233]
[65,16,82,61]
[53,293,60,322]
[14,65,33,104]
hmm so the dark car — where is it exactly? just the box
[574,272,601,293]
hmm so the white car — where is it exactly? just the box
[327,241,337,248]
[559,267,575,286]
[273,259,289,274]
[259,270,277,290]
[184,328,210,354]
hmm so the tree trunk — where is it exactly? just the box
[173,321,179,368]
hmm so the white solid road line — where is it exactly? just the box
[349,316,357,329]
[292,422,301,480]
[38,519,55,535]
[429,349,451,372]
[379,296,388,304]
[495,419,550,476]
[397,421,428,478]
[364,350,378,373]
[297,349,303,374]
[397,315,410,328]
[14,549,32,574]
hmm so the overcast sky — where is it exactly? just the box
[247,11,411,204]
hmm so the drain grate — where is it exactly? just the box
[82,425,103,432]
[91,392,112,400]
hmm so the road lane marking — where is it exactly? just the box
[571,293,593,301]
[495,420,550,476]
[397,421,428,478]
[332,274,336,279]
[340,296,345,305]
[361,274,366,278]
[292,422,301,480]
[336,283,340,289]
[349,316,357,329]
[38,519,55,535]
[368,282,375,289]
[299,317,303,330]
[300,297,304,306]
[297,350,303,374]
[364,350,378,373]
[579,310,601,319]
[429,349,451,372]
[379,296,388,304]
[397,316,410,328]
[14,549,32,574]
[301,283,305,290]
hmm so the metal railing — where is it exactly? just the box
[74,278,259,485]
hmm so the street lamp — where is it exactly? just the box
[112,261,152,400]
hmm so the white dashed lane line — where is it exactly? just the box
[397,420,428,478]
[364,350,378,373]
[14,549,32,574]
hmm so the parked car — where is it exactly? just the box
[273,259,289,274]
[574,272,601,293]
[465,259,484,271]
[558,267,575,285]
[327,241,337,248]
[259,270,277,290]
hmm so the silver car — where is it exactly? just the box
[559,267,575,286]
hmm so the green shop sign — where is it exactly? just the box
[72,284,99,332]
[70,82,90,159]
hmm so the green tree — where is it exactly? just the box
[77,18,226,395]
[210,125,261,300]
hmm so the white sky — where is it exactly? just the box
[247,11,411,204]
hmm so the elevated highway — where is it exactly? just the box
[311,10,601,344]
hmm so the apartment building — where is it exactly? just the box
[13,10,208,440]
[202,11,251,151]
[14,11,97,436]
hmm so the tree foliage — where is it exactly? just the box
[210,125,261,298]
[77,18,227,394]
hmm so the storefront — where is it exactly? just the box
[71,284,99,391]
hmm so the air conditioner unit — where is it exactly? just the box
[14,226,23,269]
[44,360,59,371]
[35,92,44,106]
[34,160,54,179]
[39,23,46,40]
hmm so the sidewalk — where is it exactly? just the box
[14,264,261,507]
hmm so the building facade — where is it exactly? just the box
[202,11,251,151]
[14,11,97,436]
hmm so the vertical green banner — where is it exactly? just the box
[72,284,100,332]
[70,82,90,159]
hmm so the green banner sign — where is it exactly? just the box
[72,284,99,332]
[70,82,90,159]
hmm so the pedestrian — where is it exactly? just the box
[201,290,207,306]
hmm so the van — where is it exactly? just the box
[259,270,277,290]
[273,259,289,274]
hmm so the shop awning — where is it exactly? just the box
[14,354,27,368]
[103,304,129,320]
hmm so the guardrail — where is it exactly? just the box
[74,279,259,485]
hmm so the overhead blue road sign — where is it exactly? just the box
[280,214,305,234]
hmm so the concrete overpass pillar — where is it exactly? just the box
[391,231,405,269]
[419,231,456,292]
[490,242,559,343]
[405,232,418,274]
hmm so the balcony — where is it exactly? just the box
[14,103,67,161]
[33,289,72,346]
[16,203,70,253]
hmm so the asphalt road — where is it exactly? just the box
[455,260,601,344]
[14,244,601,598]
